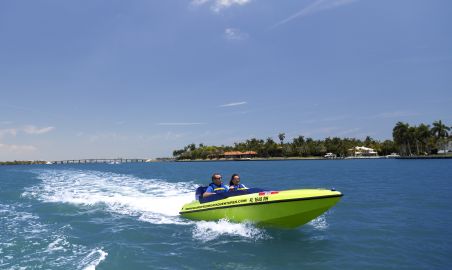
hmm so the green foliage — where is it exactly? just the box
[0,160,47,165]
[172,120,450,159]
[392,120,451,156]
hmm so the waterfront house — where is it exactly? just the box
[437,140,452,154]
[221,151,257,159]
[348,146,378,157]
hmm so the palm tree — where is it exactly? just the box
[278,133,285,145]
[415,124,431,154]
[431,120,450,139]
[393,122,410,156]
[431,120,450,154]
[408,126,418,155]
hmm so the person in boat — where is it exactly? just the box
[203,173,229,198]
[228,173,248,191]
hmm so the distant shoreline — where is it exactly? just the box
[175,155,452,162]
[1,155,451,166]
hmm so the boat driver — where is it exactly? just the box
[203,173,229,198]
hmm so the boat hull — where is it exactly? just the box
[180,189,342,228]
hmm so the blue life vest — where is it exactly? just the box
[229,183,247,191]
[208,183,228,193]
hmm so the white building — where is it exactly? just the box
[437,140,452,154]
[348,146,378,157]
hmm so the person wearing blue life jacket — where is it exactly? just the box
[228,173,248,191]
[203,173,229,198]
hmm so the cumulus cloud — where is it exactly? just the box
[224,28,249,40]
[220,101,247,107]
[272,0,360,28]
[23,125,55,135]
[192,0,251,12]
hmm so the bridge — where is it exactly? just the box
[51,158,150,164]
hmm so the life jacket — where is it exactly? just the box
[209,183,228,193]
[229,184,247,191]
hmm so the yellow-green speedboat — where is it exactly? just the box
[180,188,343,228]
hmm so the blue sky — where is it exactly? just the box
[0,0,451,160]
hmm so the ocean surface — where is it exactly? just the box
[1,160,451,269]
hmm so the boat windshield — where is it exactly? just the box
[198,188,267,203]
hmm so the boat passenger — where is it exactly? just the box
[229,173,247,191]
[203,173,229,198]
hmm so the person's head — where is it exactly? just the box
[211,173,222,186]
[229,174,240,186]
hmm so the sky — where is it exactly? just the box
[0,0,451,161]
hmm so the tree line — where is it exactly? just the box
[0,160,48,165]
[393,120,450,156]
[173,120,451,160]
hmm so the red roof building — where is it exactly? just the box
[221,151,257,159]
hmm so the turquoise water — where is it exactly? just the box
[1,160,451,269]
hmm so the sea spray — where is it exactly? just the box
[192,219,270,242]
[23,169,195,225]
[0,203,106,269]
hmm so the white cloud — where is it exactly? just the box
[23,125,55,135]
[0,125,55,138]
[213,0,251,12]
[157,122,206,126]
[191,0,210,5]
[220,101,247,107]
[272,0,359,29]
[0,128,18,138]
[191,0,251,12]
[224,28,249,40]
[0,143,37,153]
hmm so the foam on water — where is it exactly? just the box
[192,219,270,242]
[23,169,195,225]
[79,248,108,270]
[308,214,329,231]
[0,203,107,270]
[22,169,270,243]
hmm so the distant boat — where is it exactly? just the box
[324,153,337,159]
[386,153,400,158]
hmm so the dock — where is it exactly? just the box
[396,155,452,159]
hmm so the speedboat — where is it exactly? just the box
[179,187,343,228]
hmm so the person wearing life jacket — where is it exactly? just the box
[228,173,248,191]
[203,173,229,198]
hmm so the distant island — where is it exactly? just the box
[172,120,452,160]
[0,160,50,165]
[1,120,450,165]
